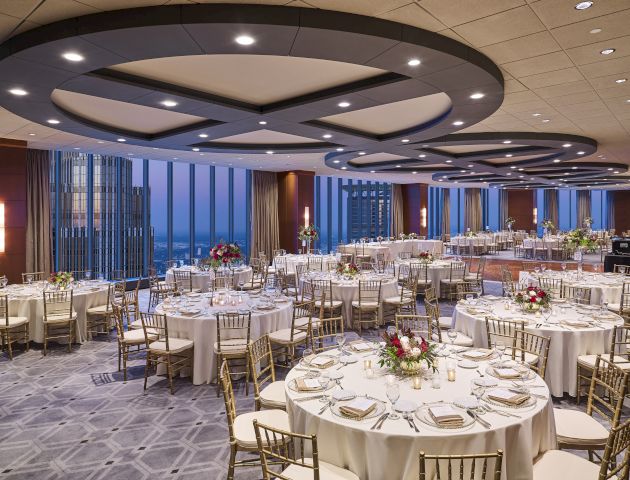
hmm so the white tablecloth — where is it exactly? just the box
[3,281,110,344]
[166,266,252,292]
[273,254,337,273]
[453,300,623,397]
[286,348,555,480]
[519,271,623,306]
[155,292,292,384]
[394,260,455,297]
[340,240,443,261]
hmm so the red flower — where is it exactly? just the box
[529,296,537,303]
[391,338,401,348]
[420,339,428,353]
[396,348,405,358]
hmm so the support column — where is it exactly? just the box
[506,189,536,231]
[401,183,429,237]
[277,171,315,254]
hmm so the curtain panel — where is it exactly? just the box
[441,189,450,238]
[576,190,591,229]
[390,184,404,237]
[499,189,508,230]
[464,188,482,232]
[250,171,280,261]
[543,189,559,229]
[25,149,53,275]
[606,191,615,231]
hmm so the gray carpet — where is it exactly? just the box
[0,281,622,479]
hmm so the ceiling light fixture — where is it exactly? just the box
[401,139,410,143]
[505,154,513,158]
[28,133,35,136]
[452,121,464,126]
[336,148,344,152]
[258,121,267,125]
[266,150,274,154]
[337,101,351,108]
[575,1,593,10]
[600,48,615,55]
[370,170,375,173]
[590,28,602,34]
[160,100,177,107]
[396,165,401,168]
[532,113,541,117]
[503,140,511,144]
[322,134,332,139]
[341,166,347,170]
[469,92,485,99]
[562,143,572,147]
[412,171,418,175]
[572,166,578,170]
[199,133,208,138]
[117,138,125,142]
[510,166,516,169]
[8,88,27,96]
[616,78,627,83]
[192,148,200,152]
[358,152,366,155]
[446,160,452,163]
[553,159,561,163]
[542,119,550,123]
[577,151,585,154]
[407,59,421,66]
[419,154,426,158]
[62,52,84,62]
[47,119,60,125]
[235,35,255,45]
[333,160,340,164]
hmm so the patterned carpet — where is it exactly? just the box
[0,281,623,479]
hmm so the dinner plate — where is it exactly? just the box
[453,396,479,410]
[328,370,344,380]
[332,389,356,401]
[339,355,358,364]
[331,397,385,421]
[394,400,417,413]
[457,360,478,369]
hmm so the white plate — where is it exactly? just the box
[332,390,356,401]
[394,399,417,413]
[453,395,479,410]
[457,360,478,369]
[340,355,358,364]
[328,370,344,380]
[473,377,498,387]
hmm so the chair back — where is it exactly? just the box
[110,269,125,281]
[111,303,127,340]
[273,249,286,257]
[611,325,630,367]
[213,275,233,290]
[219,361,238,444]
[43,290,74,320]
[424,287,437,304]
[395,314,431,339]
[253,420,319,480]
[586,355,629,431]
[419,450,503,480]
[292,300,314,339]
[311,315,344,354]
[339,253,353,264]
[0,294,9,326]
[72,270,93,281]
[310,279,333,310]
[456,281,482,300]
[140,312,169,346]
[599,419,630,480]
[216,311,252,349]
[307,256,322,271]
[358,280,382,305]
[512,330,550,378]
[399,251,412,260]
[247,335,276,408]
[614,264,630,275]
[410,263,429,285]
[561,285,591,304]
[538,277,562,298]
[485,318,524,352]
[448,262,466,282]
[22,271,44,283]
[173,270,193,293]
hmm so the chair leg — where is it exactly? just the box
[167,355,174,395]
[43,323,47,356]
[5,331,12,360]
[227,444,237,480]
[143,352,151,391]
[122,345,128,382]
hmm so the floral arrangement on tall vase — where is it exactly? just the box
[49,271,74,289]
[378,328,438,375]
[583,216,593,231]
[505,217,516,231]
[298,224,319,254]
[541,220,554,237]
[208,242,242,272]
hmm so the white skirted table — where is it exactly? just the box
[165,266,252,292]
[286,346,555,480]
[2,281,110,344]
[394,259,457,298]
[340,240,443,261]
[452,298,623,397]
[154,291,292,384]
[273,254,337,273]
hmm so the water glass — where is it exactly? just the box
[335,333,346,352]
[385,382,400,420]
[465,294,473,303]
[447,329,457,346]
[318,373,331,402]
[302,347,313,366]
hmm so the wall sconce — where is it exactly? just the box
[420,207,427,228]
[533,207,538,225]
[304,206,310,227]
[0,203,5,253]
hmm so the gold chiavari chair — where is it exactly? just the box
[354,243,371,265]
[533,418,630,480]
[310,279,342,318]
[110,269,126,281]
[122,285,142,330]
[551,239,565,260]
[397,263,411,286]
[424,295,457,331]
[424,286,437,304]
[561,285,592,305]
[214,311,252,396]
[555,355,628,459]
[419,450,503,480]
[307,256,322,272]
[42,289,77,355]
[112,304,156,381]
[273,249,286,258]
[395,314,431,339]
[512,237,526,258]
[440,261,466,300]
[0,294,29,360]
[220,362,290,480]
[241,261,266,291]
[141,311,194,395]
[351,280,382,333]
[399,251,412,260]
[411,262,432,295]
[311,315,344,354]
[85,283,113,338]
[606,280,630,319]
[485,317,524,354]
[339,253,354,264]
[425,300,473,346]
[614,264,630,275]
[149,271,175,308]
[274,256,287,275]
[464,256,486,284]
[269,300,312,367]
[500,267,517,297]
[512,330,550,378]
[324,259,338,272]
[383,269,418,317]
[21,271,44,283]
[456,281,483,300]
[277,269,299,301]
[248,335,286,411]
[521,261,541,273]
[538,277,562,299]
[253,420,360,480]
[576,325,630,404]
[213,275,234,291]
[534,238,549,260]
[173,269,195,294]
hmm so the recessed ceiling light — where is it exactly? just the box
[614,170,620,174]
[407,59,421,67]
[192,148,200,152]
[518,168,524,171]
[323,134,332,139]
[117,138,125,142]
[532,113,542,117]
[505,154,513,158]
[542,119,550,123]
[616,78,627,83]
[266,150,274,154]
[460,170,466,173]
[258,121,267,125]
[454,181,459,184]
[199,133,208,138]
[469,92,485,99]
[590,28,602,34]
[553,159,561,163]
[600,48,615,55]
[47,119,60,125]
[161,100,177,107]
[395,165,401,168]
[574,1,593,10]
[562,143,572,147]
[608,167,614,171]
[341,166,347,170]
[412,171,417,175]
[338,101,351,108]
[62,52,84,62]
[235,35,255,45]
[28,133,36,136]
[506,173,512,176]
[336,148,344,152]
[358,151,366,155]
[503,140,512,144]
[468,164,474,168]
[446,160,452,163]
[98,141,105,144]
[572,166,578,170]
[510,166,516,169]
[419,154,426,158]
[452,121,464,126]
[438,179,443,182]
[370,170,375,173]
[519,175,524,178]
[401,139,410,143]
[8,88,28,96]
[577,151,585,154]
[333,160,340,164]
[565,173,570,175]
[73,147,80,150]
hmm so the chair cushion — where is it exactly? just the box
[128,319,143,330]
[440,279,464,284]
[268,329,308,344]
[0,316,29,328]
[44,312,78,323]
[438,316,453,329]
[86,304,110,315]
[148,338,194,354]
[533,449,608,480]
[607,303,620,312]
[233,409,290,449]
[505,348,539,365]
[259,380,287,409]
[577,354,630,370]
[383,296,413,305]
[553,408,609,446]
[213,338,251,355]
[281,459,360,480]
[121,328,154,345]
[351,301,379,309]
[314,300,343,309]
[294,316,311,329]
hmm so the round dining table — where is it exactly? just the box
[2,280,110,343]
[165,266,253,292]
[340,239,443,261]
[394,259,457,298]
[452,297,624,397]
[273,254,337,274]
[286,345,555,480]
[154,291,292,384]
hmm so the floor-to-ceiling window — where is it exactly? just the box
[149,160,168,274]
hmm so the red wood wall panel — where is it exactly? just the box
[277,171,314,254]
[506,189,535,232]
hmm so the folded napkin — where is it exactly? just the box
[295,377,322,392]
[493,368,521,379]
[428,405,464,427]
[349,341,372,352]
[462,349,493,361]
[487,388,530,406]
[309,356,335,369]
[338,398,376,419]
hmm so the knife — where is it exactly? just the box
[294,395,325,402]
[467,409,491,429]
[370,412,388,430]
[376,412,390,430]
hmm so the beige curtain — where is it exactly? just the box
[250,171,280,261]
[441,189,450,237]
[577,190,591,228]
[499,189,508,228]
[26,149,53,275]
[544,189,558,228]
[464,188,482,232]
[390,184,404,236]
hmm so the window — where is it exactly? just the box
[149,160,168,273]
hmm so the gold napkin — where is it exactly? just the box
[493,368,521,379]
[309,356,334,369]
[295,377,322,392]
[349,340,372,352]
[462,349,493,361]
[487,388,530,406]
[338,398,377,419]
[428,406,464,427]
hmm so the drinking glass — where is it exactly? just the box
[495,341,506,366]
[471,379,485,402]
[85,270,92,281]
[561,262,567,274]
[601,300,609,314]
[385,382,400,420]
[540,264,546,273]
[318,373,331,402]
[386,325,396,337]
[542,306,553,324]
[335,333,346,353]
[466,294,473,303]
[447,329,458,346]
[302,347,313,366]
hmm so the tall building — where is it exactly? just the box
[51,152,153,278]
[343,182,391,240]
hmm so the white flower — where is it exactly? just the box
[410,347,421,356]
[400,336,410,351]
[528,290,537,297]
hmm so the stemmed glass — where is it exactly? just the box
[542,306,553,324]
[386,325,396,337]
[465,293,473,304]
[238,280,244,293]
[601,300,609,314]
[85,270,92,281]
[385,378,400,420]
[447,329,458,347]
[495,340,506,366]
[471,379,485,404]
[561,262,567,275]
[335,333,346,354]
[302,347,313,366]
[318,372,331,402]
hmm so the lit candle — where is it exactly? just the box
[412,376,422,389]
[447,360,456,382]
[304,206,310,227]
[365,368,374,378]
[363,359,372,370]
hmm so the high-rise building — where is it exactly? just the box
[343,182,391,240]
[51,152,153,278]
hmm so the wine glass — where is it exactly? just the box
[601,300,609,314]
[471,379,485,403]
[517,360,531,389]
[335,333,346,353]
[495,340,506,366]
[238,280,244,293]
[465,293,473,304]
[542,306,553,324]
[386,325,396,337]
[447,329,458,347]
[302,347,313,366]
[385,382,400,420]
[85,270,92,281]
[318,372,331,402]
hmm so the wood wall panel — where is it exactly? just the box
[401,183,429,237]
[276,171,314,254]
[506,189,535,232]
[613,190,630,234]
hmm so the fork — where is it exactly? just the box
[403,412,420,432]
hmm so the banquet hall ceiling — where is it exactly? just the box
[0,0,629,189]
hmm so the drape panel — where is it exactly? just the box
[250,171,280,261]
[606,191,615,230]
[441,189,450,237]
[499,189,508,229]
[576,190,591,228]
[464,188,482,232]
[543,189,559,229]
[25,149,52,275]
[390,184,404,236]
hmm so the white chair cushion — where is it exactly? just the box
[268,329,308,344]
[505,348,539,365]
[259,380,287,409]
[213,338,251,355]
[314,300,343,309]
[416,279,432,285]
[438,316,453,329]
[281,459,360,480]
[0,316,29,328]
[351,301,379,309]
[86,304,110,315]
[553,408,609,445]
[607,303,620,312]
[128,319,143,330]
[294,316,311,329]
[383,296,413,305]
[44,312,78,323]
[577,354,630,370]
[121,328,154,345]
[440,279,464,284]
[533,449,608,480]
[148,338,194,354]
[233,409,289,449]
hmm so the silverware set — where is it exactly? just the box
[370,412,389,430]
[466,409,491,429]
[403,412,420,432]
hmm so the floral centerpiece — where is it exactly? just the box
[583,217,593,229]
[336,261,359,277]
[506,217,516,230]
[464,230,477,238]
[564,228,598,251]
[514,286,550,313]
[417,251,433,263]
[376,235,384,244]
[408,232,418,240]
[541,220,554,230]
[209,242,242,269]
[49,271,74,289]
[298,224,319,252]
[378,328,438,374]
